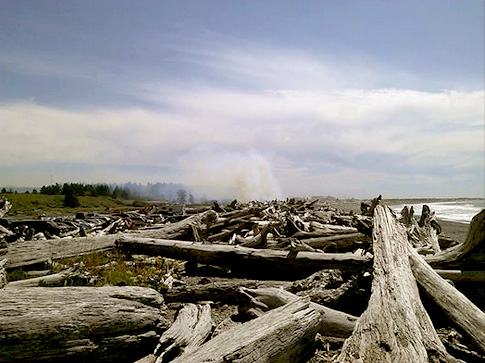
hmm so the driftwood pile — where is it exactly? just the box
[0,197,484,362]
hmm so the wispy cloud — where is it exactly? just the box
[1,35,483,197]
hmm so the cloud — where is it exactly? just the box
[1,36,483,197]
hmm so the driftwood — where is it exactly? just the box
[116,237,372,279]
[338,206,461,362]
[410,247,485,353]
[153,303,213,362]
[433,269,485,282]
[236,223,272,248]
[0,286,165,363]
[171,298,320,363]
[425,210,485,269]
[0,258,7,289]
[5,267,84,287]
[165,278,291,304]
[4,234,120,270]
[302,232,366,252]
[238,287,357,338]
[136,210,217,241]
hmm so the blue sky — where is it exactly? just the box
[1,1,484,199]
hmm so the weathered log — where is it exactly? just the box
[238,287,357,339]
[425,210,485,269]
[338,206,461,362]
[0,258,7,289]
[418,205,441,253]
[116,237,372,280]
[5,267,84,287]
[409,247,485,353]
[237,223,272,248]
[302,232,366,252]
[134,210,218,241]
[170,298,320,363]
[0,286,165,362]
[165,278,291,304]
[4,234,120,270]
[153,303,213,362]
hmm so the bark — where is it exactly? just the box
[425,210,485,269]
[409,247,485,353]
[170,298,320,363]
[116,237,371,280]
[153,304,213,362]
[0,286,165,363]
[338,206,461,362]
[238,287,357,339]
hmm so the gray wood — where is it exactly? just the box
[410,247,485,353]
[171,298,320,363]
[116,237,372,279]
[0,286,165,363]
[154,303,213,362]
[338,206,461,362]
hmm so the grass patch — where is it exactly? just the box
[6,268,29,282]
[52,250,181,293]
[0,193,136,218]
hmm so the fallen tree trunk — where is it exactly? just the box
[5,267,82,287]
[302,232,366,251]
[153,303,213,362]
[135,210,218,241]
[0,286,165,363]
[116,237,372,280]
[425,210,485,269]
[4,234,120,270]
[171,298,320,363]
[338,206,461,362]
[165,278,292,304]
[410,247,485,353]
[238,287,357,339]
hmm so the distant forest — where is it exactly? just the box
[1,182,195,204]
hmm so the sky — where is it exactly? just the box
[1,0,484,200]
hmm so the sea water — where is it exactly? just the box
[391,199,485,224]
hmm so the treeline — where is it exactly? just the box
[35,182,194,203]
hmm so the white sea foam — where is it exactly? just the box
[391,200,484,223]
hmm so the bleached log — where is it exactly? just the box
[6,267,80,287]
[426,210,485,269]
[0,286,165,362]
[171,298,320,363]
[338,206,461,362]
[238,287,357,338]
[410,247,485,353]
[4,234,120,270]
[116,237,371,279]
[133,210,218,241]
[237,223,272,248]
[302,232,366,252]
[153,304,213,362]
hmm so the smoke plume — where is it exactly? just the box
[180,148,282,202]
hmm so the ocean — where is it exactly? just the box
[390,199,485,224]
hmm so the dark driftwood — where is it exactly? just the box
[153,303,213,362]
[171,298,320,363]
[238,287,357,339]
[116,237,372,279]
[410,247,485,353]
[338,206,461,362]
[0,286,165,363]
[425,210,485,269]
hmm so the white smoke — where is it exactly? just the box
[179,147,282,202]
